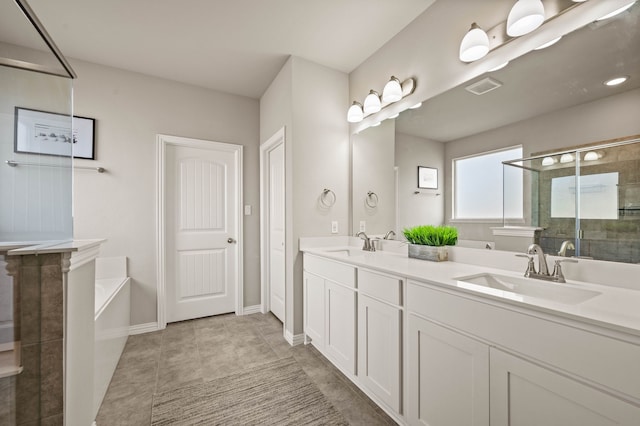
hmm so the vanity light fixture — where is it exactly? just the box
[409,102,422,109]
[488,61,509,72]
[382,76,403,103]
[559,153,575,163]
[388,112,400,119]
[347,77,416,123]
[596,1,636,21]
[363,90,382,114]
[541,156,557,166]
[604,76,629,86]
[459,23,490,62]
[534,36,562,50]
[507,0,545,37]
[371,121,381,127]
[347,101,364,123]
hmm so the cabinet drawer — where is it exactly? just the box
[358,269,402,305]
[304,254,356,288]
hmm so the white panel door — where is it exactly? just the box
[166,142,239,322]
[268,142,285,322]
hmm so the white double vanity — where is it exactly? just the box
[301,237,640,425]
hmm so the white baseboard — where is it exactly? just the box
[128,322,160,335]
[284,329,305,346]
[241,305,262,315]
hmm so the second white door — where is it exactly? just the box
[165,138,240,323]
[268,142,285,322]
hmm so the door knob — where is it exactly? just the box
[227,238,236,244]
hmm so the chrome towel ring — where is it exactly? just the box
[320,188,336,207]
[366,191,379,208]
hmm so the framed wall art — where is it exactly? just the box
[418,166,438,189]
[14,107,96,159]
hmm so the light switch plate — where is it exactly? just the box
[359,221,366,232]
[244,205,252,215]
[331,221,338,234]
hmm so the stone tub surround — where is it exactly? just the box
[300,237,640,338]
[0,240,103,426]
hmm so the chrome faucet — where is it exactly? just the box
[383,230,396,240]
[528,244,549,276]
[558,240,575,257]
[516,243,578,283]
[356,231,375,251]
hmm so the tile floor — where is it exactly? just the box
[96,312,396,425]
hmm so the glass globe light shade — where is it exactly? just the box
[382,77,403,103]
[347,101,364,123]
[507,0,545,37]
[363,90,381,114]
[459,23,490,62]
[560,153,575,163]
[541,157,556,166]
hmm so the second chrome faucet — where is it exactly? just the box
[517,243,577,283]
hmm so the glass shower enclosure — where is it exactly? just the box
[1,1,76,424]
[503,136,640,264]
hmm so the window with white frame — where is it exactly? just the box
[453,146,523,220]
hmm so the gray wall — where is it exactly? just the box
[261,56,349,336]
[71,59,260,326]
[352,120,396,236]
[395,132,445,231]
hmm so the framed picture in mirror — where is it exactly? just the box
[418,166,438,189]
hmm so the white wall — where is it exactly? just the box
[261,56,349,336]
[444,88,640,241]
[71,60,260,326]
[395,132,444,231]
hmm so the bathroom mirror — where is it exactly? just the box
[350,3,640,262]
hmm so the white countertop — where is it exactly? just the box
[4,239,105,256]
[301,241,640,341]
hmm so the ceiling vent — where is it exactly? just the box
[465,77,503,95]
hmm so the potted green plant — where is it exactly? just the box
[403,225,458,261]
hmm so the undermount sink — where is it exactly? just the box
[454,273,601,305]
[323,248,366,257]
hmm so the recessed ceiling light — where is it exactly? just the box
[488,62,509,72]
[534,36,562,50]
[596,1,636,21]
[604,76,629,86]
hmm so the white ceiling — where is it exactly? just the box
[19,0,435,99]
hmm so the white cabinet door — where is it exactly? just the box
[357,294,402,412]
[303,272,325,348]
[325,280,356,375]
[490,348,640,426]
[407,314,489,426]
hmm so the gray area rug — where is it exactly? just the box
[151,356,348,425]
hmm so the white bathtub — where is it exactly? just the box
[94,257,130,420]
